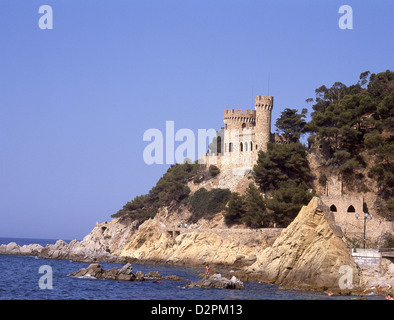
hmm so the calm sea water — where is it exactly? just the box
[0,237,367,300]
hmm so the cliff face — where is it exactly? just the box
[238,197,361,290]
[114,218,281,266]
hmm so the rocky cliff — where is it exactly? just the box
[114,218,281,266]
[0,205,282,267]
[237,197,362,291]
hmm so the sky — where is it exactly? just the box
[0,0,393,240]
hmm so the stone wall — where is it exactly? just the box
[352,248,381,267]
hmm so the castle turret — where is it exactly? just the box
[254,95,273,152]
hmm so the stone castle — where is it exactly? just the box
[200,95,285,171]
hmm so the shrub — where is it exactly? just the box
[188,188,231,223]
[112,163,203,221]
[209,165,220,177]
[224,183,273,228]
[382,233,394,248]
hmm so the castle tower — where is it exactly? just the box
[254,95,273,152]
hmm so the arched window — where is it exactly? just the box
[250,142,253,151]
[229,143,233,152]
[330,205,337,212]
[347,205,355,213]
[256,144,258,150]
[217,136,222,154]
[242,123,246,129]
[240,142,243,152]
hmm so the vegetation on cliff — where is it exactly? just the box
[113,69,393,226]
[224,183,272,228]
[111,162,203,221]
[306,70,393,219]
[188,187,231,223]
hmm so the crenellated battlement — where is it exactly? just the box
[255,95,273,110]
[204,94,274,171]
[223,109,256,118]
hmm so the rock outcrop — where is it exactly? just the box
[0,239,129,263]
[186,274,244,290]
[116,218,281,266]
[238,197,361,291]
[67,263,186,282]
[0,242,44,255]
[67,263,136,281]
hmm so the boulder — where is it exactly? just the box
[186,274,244,290]
[238,197,361,291]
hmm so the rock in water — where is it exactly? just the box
[186,274,244,290]
[238,197,360,291]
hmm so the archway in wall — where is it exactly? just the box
[240,142,243,152]
[347,205,355,213]
[330,205,337,212]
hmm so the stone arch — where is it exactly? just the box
[330,204,337,212]
[347,205,355,213]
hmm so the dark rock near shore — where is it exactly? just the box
[67,263,184,283]
[67,263,136,281]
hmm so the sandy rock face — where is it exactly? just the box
[117,218,281,266]
[238,197,361,290]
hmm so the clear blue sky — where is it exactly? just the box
[0,1,393,240]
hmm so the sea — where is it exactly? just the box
[0,237,383,301]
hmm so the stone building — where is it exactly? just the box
[200,95,285,171]
[320,176,364,215]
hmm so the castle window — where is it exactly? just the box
[229,143,233,152]
[225,124,227,130]
[217,136,222,154]
[347,205,355,213]
[242,123,246,129]
[256,144,258,150]
[330,205,337,212]
[250,142,253,151]
[240,142,243,152]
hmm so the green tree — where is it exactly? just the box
[242,183,272,227]
[253,142,311,192]
[275,108,308,143]
[264,180,314,226]
[253,142,313,227]
[112,162,203,221]
[209,165,220,177]
[188,188,231,223]
[224,193,247,226]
